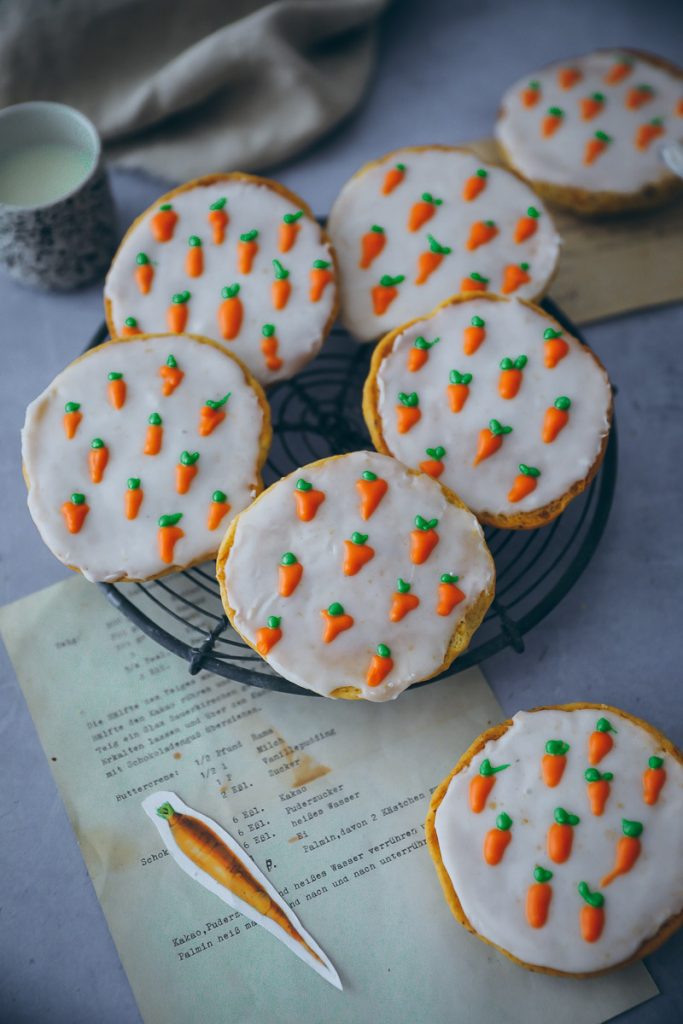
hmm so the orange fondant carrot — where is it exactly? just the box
[381,162,406,195]
[437,574,465,615]
[584,131,611,165]
[580,92,605,121]
[643,755,666,805]
[63,401,82,439]
[508,463,540,503]
[634,117,665,150]
[460,271,489,293]
[320,602,354,644]
[541,106,564,137]
[176,450,200,494]
[484,813,513,865]
[588,717,617,765]
[198,393,230,436]
[135,252,154,293]
[466,219,498,251]
[343,533,375,576]
[157,513,184,564]
[601,819,643,887]
[372,274,404,315]
[89,438,109,484]
[415,234,451,284]
[501,262,531,294]
[160,353,184,395]
[410,515,439,565]
[419,446,446,478]
[309,259,333,302]
[293,478,325,521]
[396,391,421,433]
[542,396,571,443]
[389,579,420,622]
[359,225,386,269]
[143,412,163,455]
[208,197,228,244]
[520,81,541,108]
[498,355,527,398]
[469,758,510,813]
[526,867,553,928]
[260,323,282,372]
[604,56,633,85]
[279,210,303,253]
[626,83,655,110]
[447,370,472,412]
[557,66,581,90]
[543,327,569,368]
[463,315,486,354]
[514,206,540,243]
[541,740,569,788]
[278,552,303,597]
[62,492,89,534]
[256,615,282,655]
[207,490,231,531]
[356,470,388,520]
[547,807,580,864]
[585,768,613,816]
[408,192,442,232]
[151,203,177,242]
[462,167,488,200]
[473,419,512,466]
[238,230,259,274]
[366,644,393,687]
[121,316,141,337]
[218,284,242,340]
[167,291,190,332]
[107,371,126,410]
[578,882,605,942]
[272,259,291,310]
[407,335,440,372]
[125,478,143,520]
[185,235,203,277]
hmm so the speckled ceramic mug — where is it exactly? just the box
[0,102,118,290]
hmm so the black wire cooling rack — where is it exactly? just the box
[93,297,617,696]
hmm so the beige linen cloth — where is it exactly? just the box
[0,0,389,180]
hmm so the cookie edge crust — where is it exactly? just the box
[22,332,273,584]
[215,451,496,701]
[425,701,683,978]
[362,292,614,530]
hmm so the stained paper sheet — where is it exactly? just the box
[0,574,659,1024]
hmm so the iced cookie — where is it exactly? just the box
[104,174,339,384]
[327,146,560,341]
[363,294,612,529]
[22,333,271,582]
[217,451,495,701]
[426,703,683,976]
[495,49,683,215]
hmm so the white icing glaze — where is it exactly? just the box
[22,334,267,582]
[373,297,611,521]
[327,147,560,341]
[104,178,336,384]
[222,451,494,701]
[434,707,683,973]
[496,50,683,194]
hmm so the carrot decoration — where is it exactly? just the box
[514,206,540,243]
[447,370,473,412]
[143,412,163,455]
[256,615,282,655]
[381,162,406,195]
[218,284,243,340]
[63,401,82,439]
[463,315,486,355]
[408,192,442,232]
[372,274,405,314]
[198,393,231,436]
[207,490,231,531]
[542,396,571,443]
[601,819,643,887]
[643,755,666,805]
[278,552,303,597]
[343,532,375,576]
[185,235,203,278]
[125,477,143,520]
[557,66,581,90]
[498,355,527,399]
[366,644,393,687]
[410,515,439,565]
[578,882,605,942]
[160,353,184,396]
[359,225,386,269]
[584,131,611,165]
[135,252,154,294]
[356,470,388,520]
[541,106,564,137]
[167,291,190,333]
[469,758,510,813]
[541,740,569,788]
[508,464,540,503]
[271,259,292,310]
[484,812,513,865]
[121,316,141,337]
[460,271,489,293]
[320,602,354,643]
[635,117,665,151]
[238,229,259,274]
[580,92,605,121]
[547,806,580,863]
[396,391,421,433]
[520,81,541,108]
[157,513,184,564]
[473,419,512,466]
[436,573,465,616]
[61,492,89,534]
[107,371,126,410]
[588,717,617,765]
[466,219,498,251]
[176,450,200,494]
[419,446,446,478]
[261,324,282,372]
[584,768,613,816]
[676,98,683,117]
[543,327,569,368]
[604,56,633,85]
[415,234,451,284]
[501,262,531,294]
[389,578,420,622]
[89,438,109,484]
[462,167,488,200]
[626,83,655,110]
[526,867,553,928]
[279,210,304,253]
[309,259,333,303]
[407,335,440,372]
[150,203,177,242]
[294,478,325,521]
[208,197,228,244]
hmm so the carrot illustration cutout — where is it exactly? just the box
[415,234,451,284]
[460,271,489,293]
[542,396,571,443]
[526,867,553,928]
[135,252,154,294]
[359,225,386,269]
[309,259,333,302]
[356,470,388,520]
[261,324,282,372]
[121,316,142,337]
[463,315,486,355]
[547,806,580,863]
[125,477,143,520]
[462,167,488,201]
[157,513,184,564]
[151,203,177,242]
[321,602,354,644]
[279,210,304,253]
[541,106,564,137]
[89,438,109,484]
[502,263,531,294]
[185,235,204,278]
[389,578,420,622]
[514,206,540,243]
[541,739,570,787]
[167,291,190,332]
[484,812,513,865]
[601,819,643,887]
[238,230,259,274]
[407,335,440,372]
[256,616,282,655]
[160,353,184,396]
[437,574,465,616]
[508,464,540,503]
[604,56,633,85]
[626,83,655,110]
[410,515,439,565]
[382,162,406,195]
[588,717,617,765]
[343,532,375,576]
[198,393,231,436]
[473,419,512,466]
[466,220,498,251]
[207,490,231,531]
[176,450,200,494]
[643,755,666,805]
[63,401,82,439]
[498,355,527,398]
[366,644,393,687]
[578,882,605,942]
[271,259,292,310]
[543,327,569,368]
[294,478,325,522]
[520,81,541,108]
[143,412,163,455]
[580,92,605,121]
[469,758,510,813]
[372,274,404,315]
[585,768,613,816]
[218,284,243,340]
[208,197,228,244]
[635,117,665,151]
[396,391,421,433]
[408,192,443,232]
[557,66,582,90]
[419,446,446,478]
[279,552,303,597]
[584,131,611,165]
[107,371,126,410]
[62,492,89,534]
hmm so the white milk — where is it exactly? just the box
[0,143,93,206]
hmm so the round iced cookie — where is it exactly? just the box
[495,49,683,215]
[326,145,560,341]
[104,173,339,384]
[217,451,495,701]
[22,333,271,582]
[426,703,683,976]
[363,294,612,529]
